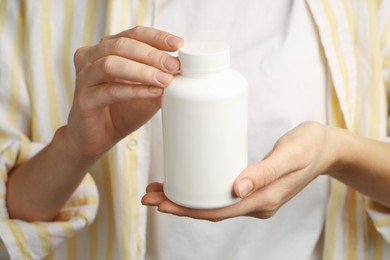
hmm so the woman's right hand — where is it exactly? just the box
[66,26,183,158]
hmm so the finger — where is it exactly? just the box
[77,55,173,88]
[157,198,251,222]
[234,139,310,198]
[158,169,311,221]
[141,191,168,206]
[145,182,164,193]
[77,82,164,111]
[105,26,184,52]
[86,38,180,74]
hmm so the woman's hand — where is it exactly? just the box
[142,121,334,221]
[65,26,183,158]
[6,27,183,221]
[143,120,390,221]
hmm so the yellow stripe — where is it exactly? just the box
[81,174,96,184]
[366,0,383,140]
[132,2,148,256]
[329,82,347,127]
[55,211,93,225]
[341,0,360,133]
[0,0,8,38]
[17,141,33,167]
[377,0,383,9]
[383,51,390,69]
[373,217,390,227]
[34,223,53,258]
[7,1,24,128]
[122,145,133,259]
[346,189,358,260]
[325,181,343,260]
[361,200,369,260]
[62,195,99,208]
[101,151,116,260]
[136,0,148,26]
[380,10,390,51]
[5,221,32,259]
[120,0,130,31]
[321,0,354,128]
[20,0,41,141]
[105,0,116,34]
[41,0,61,130]
[0,139,32,168]
[126,133,142,259]
[61,0,75,104]
[0,170,6,183]
[59,222,77,260]
[88,212,99,260]
[373,227,384,260]
[83,0,98,46]
[326,90,346,260]
[381,53,390,115]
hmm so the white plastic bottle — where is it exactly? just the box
[162,41,248,209]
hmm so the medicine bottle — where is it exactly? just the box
[162,41,248,209]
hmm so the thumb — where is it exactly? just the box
[234,159,280,198]
[234,144,305,198]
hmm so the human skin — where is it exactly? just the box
[142,121,390,221]
[6,26,184,221]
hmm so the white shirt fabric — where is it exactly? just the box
[142,0,330,259]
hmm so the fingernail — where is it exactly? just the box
[164,56,180,72]
[156,71,172,86]
[166,36,183,49]
[238,178,254,198]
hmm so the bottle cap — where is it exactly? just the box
[178,41,230,76]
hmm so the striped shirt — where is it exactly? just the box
[0,0,389,259]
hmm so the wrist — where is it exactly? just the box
[324,126,360,177]
[51,126,100,168]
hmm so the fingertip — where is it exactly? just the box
[236,177,255,198]
[146,182,163,192]
[157,200,172,213]
[155,71,173,87]
[166,35,184,50]
[141,195,149,206]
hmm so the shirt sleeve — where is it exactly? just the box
[364,1,390,245]
[0,138,99,260]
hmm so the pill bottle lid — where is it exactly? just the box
[178,41,230,76]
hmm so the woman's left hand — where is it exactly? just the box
[142,121,338,221]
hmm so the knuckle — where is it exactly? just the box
[73,46,87,66]
[302,120,322,130]
[291,143,306,160]
[260,165,277,186]
[277,135,305,161]
[154,30,168,43]
[146,48,163,65]
[128,25,144,37]
[111,37,127,53]
[105,83,120,99]
[139,66,154,80]
[99,34,111,43]
[73,89,90,111]
[98,56,116,74]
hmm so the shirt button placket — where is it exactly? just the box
[127,138,138,150]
